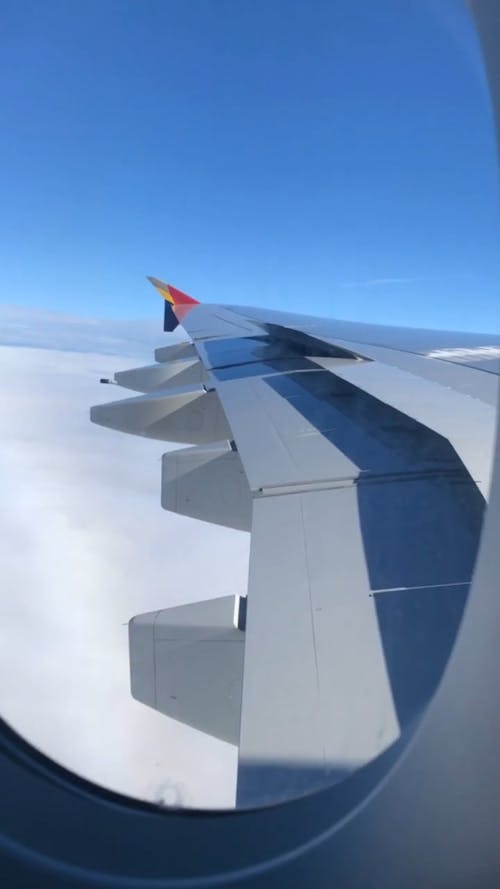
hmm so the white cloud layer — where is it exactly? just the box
[0,314,250,809]
[0,303,170,357]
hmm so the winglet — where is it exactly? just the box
[147,277,199,306]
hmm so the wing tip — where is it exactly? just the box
[147,276,199,306]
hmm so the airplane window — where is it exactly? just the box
[1,0,498,817]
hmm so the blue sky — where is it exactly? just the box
[1,0,499,332]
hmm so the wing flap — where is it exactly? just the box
[129,597,244,746]
[90,384,232,444]
[114,358,202,393]
[161,442,252,531]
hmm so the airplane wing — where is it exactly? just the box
[90,281,498,808]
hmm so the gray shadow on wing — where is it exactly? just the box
[237,720,413,810]
[263,369,485,730]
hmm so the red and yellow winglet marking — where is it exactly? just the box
[147,276,199,306]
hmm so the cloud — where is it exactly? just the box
[0,303,183,358]
[0,324,249,810]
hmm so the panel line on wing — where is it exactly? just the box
[370,581,471,595]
